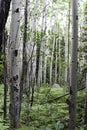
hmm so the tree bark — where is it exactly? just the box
[65,1,71,85]
[69,0,78,130]
[3,30,8,119]
[58,39,61,84]
[84,73,87,125]
[10,0,21,128]
[36,0,46,89]
[55,38,58,83]
[20,0,28,108]
[50,37,55,86]
[0,0,11,52]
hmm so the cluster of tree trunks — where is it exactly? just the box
[2,0,87,129]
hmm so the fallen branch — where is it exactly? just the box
[41,86,85,104]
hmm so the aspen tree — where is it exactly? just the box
[26,0,38,98]
[44,55,47,84]
[69,0,78,129]
[65,1,71,85]
[28,0,38,86]
[38,0,46,86]
[20,0,28,100]
[44,39,49,85]
[42,1,47,85]
[10,0,21,128]
[55,38,58,83]
[36,0,46,89]
[50,37,55,86]
[24,0,30,95]
[58,39,61,84]
[28,1,37,84]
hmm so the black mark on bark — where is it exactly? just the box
[14,50,18,57]
[13,86,19,92]
[76,15,78,20]
[16,96,19,102]
[13,75,18,81]
[15,8,19,13]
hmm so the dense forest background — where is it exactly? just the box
[0,0,87,130]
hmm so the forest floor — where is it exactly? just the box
[0,84,86,130]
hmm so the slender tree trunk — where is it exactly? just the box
[43,38,49,85]
[25,0,38,95]
[78,25,82,73]
[24,0,30,95]
[58,39,61,84]
[20,0,28,113]
[55,38,58,83]
[50,36,55,86]
[84,73,87,125]
[37,0,46,86]
[36,0,46,89]
[3,30,8,119]
[65,1,71,85]
[67,1,71,85]
[69,0,78,130]
[1,1,8,119]
[44,55,47,85]
[29,0,38,85]
[10,0,21,128]
[31,0,38,85]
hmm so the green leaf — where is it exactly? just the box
[46,127,52,130]
[55,121,64,130]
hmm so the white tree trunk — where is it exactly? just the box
[50,36,55,86]
[37,0,46,88]
[44,56,47,84]
[26,0,38,92]
[55,38,58,83]
[65,33,68,83]
[58,39,61,84]
[65,1,71,85]
[10,0,21,128]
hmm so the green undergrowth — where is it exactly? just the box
[0,84,9,130]
[0,84,86,130]
[20,86,68,130]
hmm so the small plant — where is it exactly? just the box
[54,121,64,130]
[46,121,64,130]
[0,123,9,130]
[46,127,52,130]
